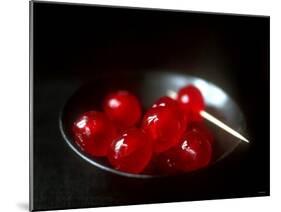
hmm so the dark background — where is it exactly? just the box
[31,1,269,211]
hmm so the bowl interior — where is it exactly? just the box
[59,71,248,178]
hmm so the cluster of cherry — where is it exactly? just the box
[72,85,213,175]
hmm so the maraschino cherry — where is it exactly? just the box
[142,96,186,153]
[72,111,117,157]
[154,148,180,174]
[152,96,179,109]
[187,121,214,145]
[177,85,205,122]
[107,128,153,174]
[155,126,213,173]
[177,130,212,171]
[103,90,141,129]
[179,130,213,172]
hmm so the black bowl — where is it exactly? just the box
[59,71,249,178]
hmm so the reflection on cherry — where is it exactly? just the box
[187,121,214,145]
[156,129,212,173]
[107,129,153,174]
[177,85,205,122]
[152,96,179,108]
[142,97,187,153]
[103,90,141,129]
[72,111,117,157]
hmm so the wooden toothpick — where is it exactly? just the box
[166,89,249,143]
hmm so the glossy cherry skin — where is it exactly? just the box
[154,149,180,175]
[176,130,212,172]
[156,129,212,173]
[72,111,117,157]
[177,85,205,122]
[142,99,186,153]
[152,96,179,109]
[103,90,141,129]
[187,122,214,145]
[107,128,153,174]
[152,96,190,127]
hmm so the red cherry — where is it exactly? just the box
[187,122,214,145]
[177,85,205,122]
[152,96,190,127]
[176,130,212,172]
[107,128,153,174]
[103,90,141,129]
[156,129,212,173]
[152,96,191,126]
[72,111,117,157]
[152,96,179,108]
[142,100,186,153]
[154,149,180,174]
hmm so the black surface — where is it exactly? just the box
[31,1,270,211]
